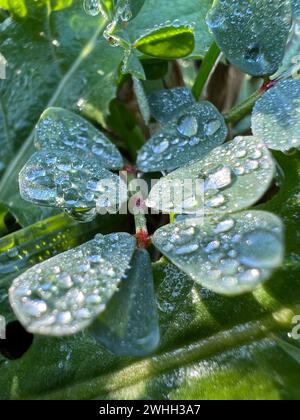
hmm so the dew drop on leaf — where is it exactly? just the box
[177,115,199,137]
[83,0,102,16]
[137,102,227,172]
[153,211,284,295]
[206,0,292,76]
[252,79,300,152]
[19,150,127,210]
[9,233,136,336]
[147,136,275,215]
[91,249,160,357]
[148,88,195,124]
[237,229,284,269]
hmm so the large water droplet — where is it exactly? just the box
[206,194,225,208]
[177,115,199,137]
[204,119,221,135]
[237,229,284,269]
[175,243,199,255]
[65,208,97,223]
[214,218,235,234]
[83,0,101,16]
[153,139,169,154]
[205,166,233,191]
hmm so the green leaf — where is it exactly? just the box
[252,79,300,152]
[35,108,124,170]
[0,2,123,225]
[147,136,275,215]
[0,0,72,17]
[91,249,160,357]
[128,0,213,59]
[134,25,195,59]
[141,58,168,80]
[19,150,126,209]
[0,212,128,321]
[0,153,299,400]
[137,102,227,173]
[9,232,136,336]
[206,0,292,76]
[153,211,284,296]
[148,88,195,124]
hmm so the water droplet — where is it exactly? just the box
[7,247,19,258]
[175,243,199,255]
[204,240,220,253]
[238,269,261,284]
[237,229,283,269]
[204,119,221,135]
[214,218,235,234]
[206,194,225,208]
[58,273,73,289]
[205,166,233,190]
[189,137,201,146]
[153,139,169,154]
[236,149,247,158]
[177,115,198,137]
[23,300,48,317]
[219,259,239,276]
[56,311,72,324]
[251,150,262,159]
[83,0,101,16]
[245,160,259,172]
[75,308,91,320]
[65,208,97,223]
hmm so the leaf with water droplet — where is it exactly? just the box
[19,150,127,210]
[9,232,136,336]
[137,102,227,172]
[153,211,284,296]
[252,79,300,152]
[206,0,292,76]
[0,1,124,225]
[112,0,146,21]
[35,107,123,170]
[148,88,195,124]
[147,136,275,215]
[134,25,195,59]
[127,0,213,59]
[90,249,160,356]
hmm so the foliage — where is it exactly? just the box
[0,0,300,400]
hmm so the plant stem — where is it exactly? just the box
[134,211,148,234]
[192,41,221,101]
[134,206,150,248]
[126,171,150,247]
[223,88,263,124]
